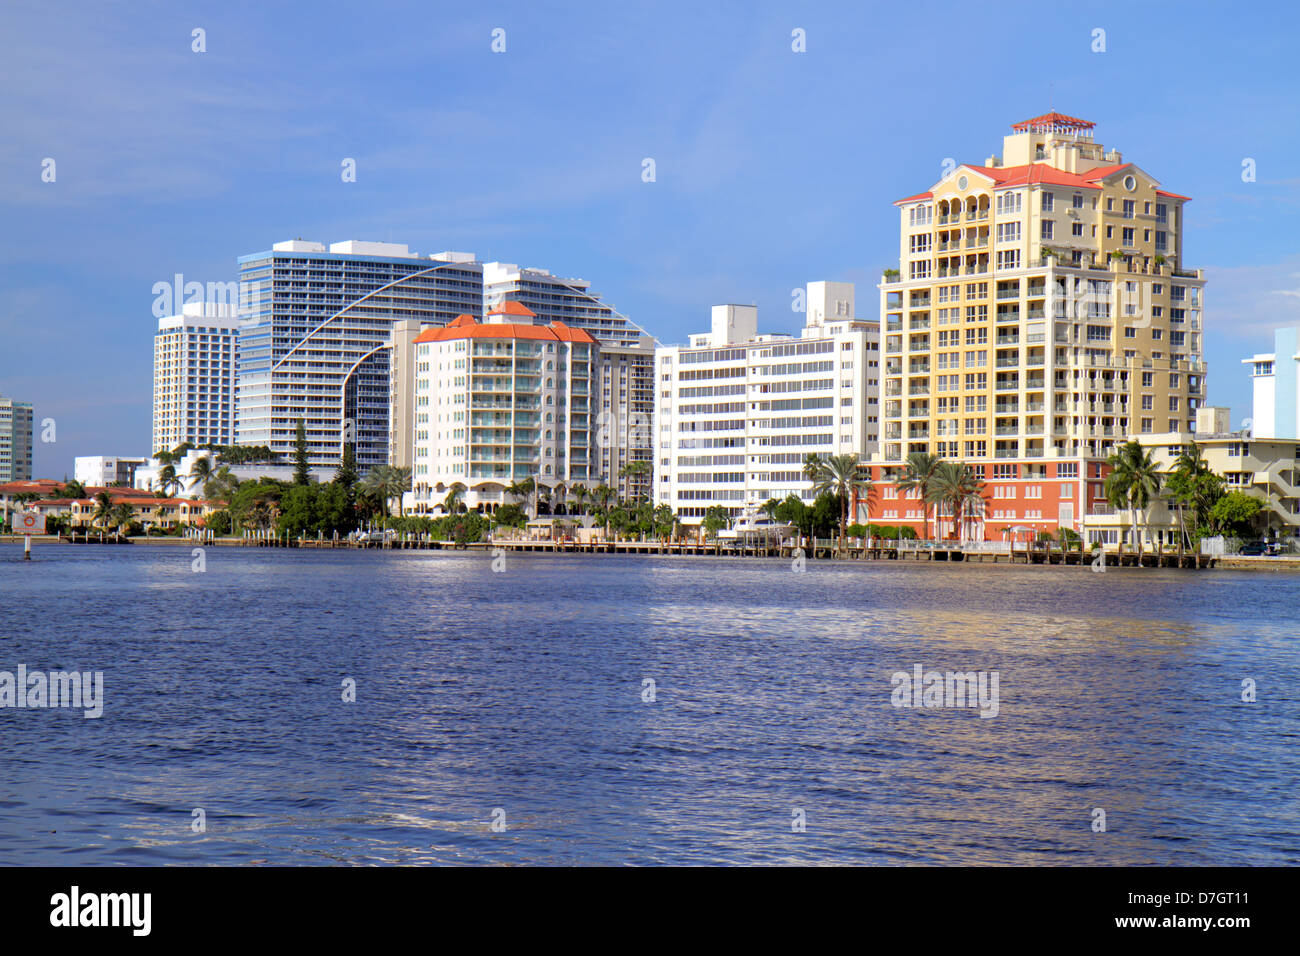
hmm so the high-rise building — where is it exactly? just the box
[654,281,881,522]
[408,304,598,513]
[483,262,656,500]
[871,113,1207,536]
[1243,327,1299,440]
[235,240,483,470]
[0,395,34,481]
[152,302,239,453]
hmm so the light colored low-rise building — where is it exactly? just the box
[1081,407,1300,548]
[74,456,147,488]
[135,449,330,498]
[0,481,211,530]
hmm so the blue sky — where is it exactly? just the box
[3,0,1299,478]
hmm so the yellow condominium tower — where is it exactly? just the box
[876,112,1206,468]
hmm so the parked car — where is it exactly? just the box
[1238,541,1267,556]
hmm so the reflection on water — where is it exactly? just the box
[0,545,1297,865]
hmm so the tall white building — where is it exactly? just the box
[483,262,656,500]
[654,282,880,522]
[0,395,34,482]
[1243,327,1299,440]
[409,303,599,514]
[152,302,240,453]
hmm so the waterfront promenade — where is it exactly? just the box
[0,532,1237,568]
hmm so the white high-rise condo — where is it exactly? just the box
[0,395,34,481]
[152,302,239,453]
[483,263,656,501]
[654,282,880,522]
[409,303,598,514]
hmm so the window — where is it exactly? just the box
[1041,220,1054,240]
[1122,227,1135,247]
[1122,200,1135,219]
[1041,192,1054,212]
[996,222,1021,243]
[996,250,1020,270]
[996,192,1023,215]
[1072,222,1084,236]
[1072,193,1084,209]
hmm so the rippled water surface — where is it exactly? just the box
[1,543,1297,865]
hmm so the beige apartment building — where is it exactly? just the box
[877,113,1206,475]
[1081,409,1300,549]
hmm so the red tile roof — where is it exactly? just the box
[896,160,1190,204]
[487,301,538,319]
[1011,112,1096,132]
[414,314,597,345]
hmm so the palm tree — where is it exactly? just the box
[591,484,617,539]
[361,465,412,519]
[110,502,134,534]
[157,464,183,498]
[1104,440,1164,558]
[442,482,466,515]
[802,453,823,483]
[569,483,589,517]
[897,452,943,540]
[619,461,651,502]
[924,462,985,543]
[58,479,86,500]
[92,492,114,529]
[188,454,214,494]
[1166,443,1217,552]
[809,453,866,554]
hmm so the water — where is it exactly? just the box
[1,543,1297,865]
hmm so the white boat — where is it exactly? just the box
[718,507,794,543]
